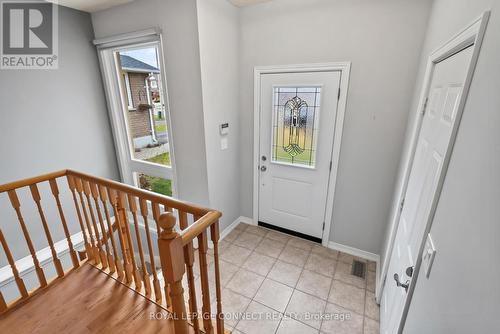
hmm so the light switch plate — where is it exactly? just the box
[423,233,436,278]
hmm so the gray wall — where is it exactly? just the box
[197,0,241,231]
[0,6,119,261]
[91,0,211,206]
[398,0,500,332]
[239,0,433,253]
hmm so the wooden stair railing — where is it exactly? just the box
[0,169,225,334]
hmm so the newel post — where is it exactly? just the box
[158,212,188,334]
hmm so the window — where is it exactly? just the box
[271,86,321,168]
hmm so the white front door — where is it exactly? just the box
[381,45,473,333]
[258,71,341,239]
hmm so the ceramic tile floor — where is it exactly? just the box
[201,222,380,334]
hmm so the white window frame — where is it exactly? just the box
[123,72,134,110]
[94,28,178,196]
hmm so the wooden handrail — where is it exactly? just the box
[66,170,212,216]
[0,169,227,334]
[0,170,67,193]
[180,211,222,246]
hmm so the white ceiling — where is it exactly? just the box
[229,0,273,7]
[46,0,135,13]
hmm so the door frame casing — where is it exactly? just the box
[95,29,178,196]
[253,62,351,246]
[378,11,490,333]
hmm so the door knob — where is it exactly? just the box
[260,165,267,172]
[393,273,410,292]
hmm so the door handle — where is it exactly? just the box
[393,273,410,292]
[260,165,267,172]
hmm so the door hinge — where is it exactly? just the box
[337,88,341,100]
[399,197,405,212]
[329,161,332,171]
[422,97,429,116]
[322,222,325,231]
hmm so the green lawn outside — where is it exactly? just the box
[139,152,172,196]
[155,123,166,133]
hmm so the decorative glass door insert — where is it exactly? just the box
[271,86,321,167]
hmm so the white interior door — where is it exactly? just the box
[258,71,341,239]
[381,45,474,333]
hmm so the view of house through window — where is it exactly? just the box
[118,47,171,168]
[116,45,172,196]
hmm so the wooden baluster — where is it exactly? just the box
[118,192,141,290]
[128,194,150,295]
[153,203,171,307]
[99,185,123,279]
[66,175,92,262]
[75,178,99,263]
[180,211,200,333]
[83,181,107,268]
[0,228,28,298]
[158,212,189,334]
[49,179,79,268]
[108,188,133,284]
[210,221,224,334]
[90,182,115,273]
[0,291,6,313]
[197,230,213,334]
[29,183,64,278]
[163,204,173,213]
[7,190,47,287]
[139,199,162,303]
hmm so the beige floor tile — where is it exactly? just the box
[233,232,263,250]
[276,316,319,334]
[364,317,380,334]
[279,245,310,267]
[254,238,285,258]
[311,244,339,259]
[245,224,268,237]
[241,251,276,276]
[334,261,366,289]
[235,301,281,334]
[287,237,314,251]
[220,244,252,266]
[186,276,217,311]
[226,268,265,298]
[367,261,377,272]
[268,260,303,287]
[305,253,336,277]
[364,292,380,321]
[265,230,290,243]
[321,302,363,334]
[235,223,247,231]
[296,269,332,300]
[285,289,326,329]
[367,270,376,292]
[223,229,241,243]
[328,280,366,314]
[212,288,251,327]
[208,259,239,286]
[254,278,293,312]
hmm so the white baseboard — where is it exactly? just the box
[0,232,85,287]
[219,216,253,242]
[327,241,380,263]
